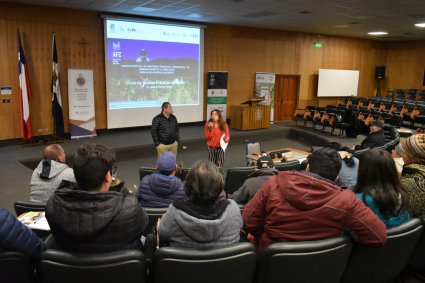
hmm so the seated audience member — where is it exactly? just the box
[354,120,386,150]
[231,154,278,204]
[158,160,242,249]
[138,151,187,207]
[327,142,359,188]
[399,134,425,217]
[355,149,410,228]
[46,143,148,253]
[242,147,387,253]
[0,208,45,257]
[30,144,76,202]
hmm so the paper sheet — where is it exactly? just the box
[220,134,228,152]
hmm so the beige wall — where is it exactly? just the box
[0,2,423,140]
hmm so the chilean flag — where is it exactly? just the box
[18,31,32,140]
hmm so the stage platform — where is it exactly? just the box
[0,121,365,213]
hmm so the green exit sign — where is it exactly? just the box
[313,42,322,48]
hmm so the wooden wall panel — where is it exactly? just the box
[0,2,422,140]
[386,41,425,91]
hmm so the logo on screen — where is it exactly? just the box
[112,42,121,58]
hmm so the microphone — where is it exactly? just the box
[208,119,213,131]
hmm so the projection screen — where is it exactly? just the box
[104,17,204,128]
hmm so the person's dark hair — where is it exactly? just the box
[210,109,226,132]
[308,147,342,181]
[161,102,170,112]
[43,144,63,161]
[355,148,408,219]
[184,160,224,205]
[325,142,355,167]
[73,143,116,191]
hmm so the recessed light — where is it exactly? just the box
[368,31,388,35]
[415,22,425,27]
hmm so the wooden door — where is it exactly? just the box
[274,75,300,121]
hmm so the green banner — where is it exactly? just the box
[208,96,227,104]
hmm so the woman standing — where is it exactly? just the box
[204,109,230,167]
[355,148,410,228]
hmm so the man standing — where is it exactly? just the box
[151,102,180,156]
[30,144,75,203]
[242,147,387,253]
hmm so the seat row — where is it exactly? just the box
[2,218,425,283]
[139,161,301,198]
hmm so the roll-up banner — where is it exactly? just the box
[255,72,275,121]
[207,71,228,120]
[68,69,97,139]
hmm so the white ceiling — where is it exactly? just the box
[7,0,425,41]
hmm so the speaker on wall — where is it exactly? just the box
[375,66,386,80]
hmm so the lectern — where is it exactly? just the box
[230,98,270,130]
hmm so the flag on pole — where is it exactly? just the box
[52,32,65,138]
[18,31,32,141]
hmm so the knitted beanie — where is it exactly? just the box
[401,134,425,164]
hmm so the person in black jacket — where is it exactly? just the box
[151,102,180,156]
[355,120,386,150]
[46,143,148,253]
[230,155,278,204]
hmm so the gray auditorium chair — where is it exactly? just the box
[224,166,256,196]
[143,207,168,236]
[257,235,352,283]
[37,248,147,283]
[341,218,423,283]
[151,242,257,283]
[407,217,425,280]
[138,167,158,180]
[0,249,35,283]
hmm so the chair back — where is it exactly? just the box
[408,217,425,270]
[258,235,352,283]
[224,166,256,195]
[152,242,256,283]
[37,249,147,283]
[175,167,190,181]
[273,160,300,171]
[14,201,46,217]
[341,218,423,283]
[138,167,158,181]
[0,250,34,283]
[143,207,168,236]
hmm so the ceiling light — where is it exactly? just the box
[368,31,388,35]
[415,22,425,27]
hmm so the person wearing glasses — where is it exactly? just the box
[46,143,148,253]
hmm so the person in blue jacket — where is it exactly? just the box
[0,208,45,257]
[138,151,187,207]
[355,148,410,228]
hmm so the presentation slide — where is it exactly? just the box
[104,18,204,128]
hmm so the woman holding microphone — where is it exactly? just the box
[204,109,230,167]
